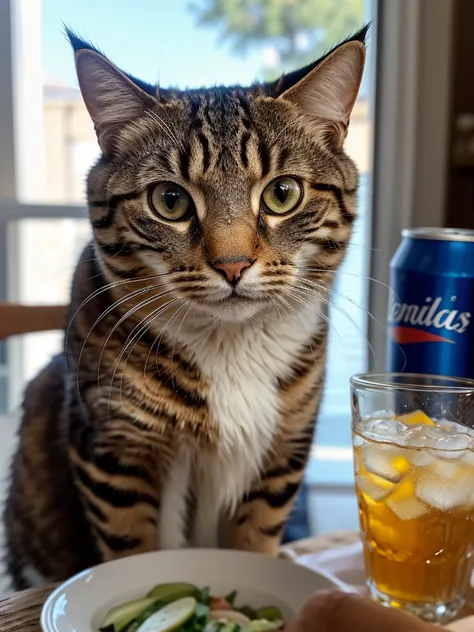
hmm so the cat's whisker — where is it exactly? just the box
[268,295,284,320]
[86,245,145,279]
[85,281,170,366]
[154,295,192,364]
[274,293,318,368]
[280,301,337,395]
[109,296,182,414]
[145,109,185,153]
[343,241,380,253]
[142,296,189,385]
[121,298,189,407]
[109,295,180,379]
[281,287,349,366]
[289,283,375,359]
[94,291,177,405]
[76,284,173,400]
[272,121,295,144]
[294,266,397,296]
[292,282,360,333]
[66,270,173,343]
[88,262,148,281]
[134,300,193,400]
[95,288,176,388]
[169,302,193,391]
[294,275,389,341]
[275,293,295,319]
[294,275,364,308]
[273,293,316,368]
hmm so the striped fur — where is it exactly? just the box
[4,26,367,588]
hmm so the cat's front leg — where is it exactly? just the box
[69,423,162,562]
[227,436,311,556]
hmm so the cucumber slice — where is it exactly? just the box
[137,596,196,632]
[146,583,198,604]
[99,597,157,632]
[254,607,282,622]
[123,602,164,632]
[246,621,279,632]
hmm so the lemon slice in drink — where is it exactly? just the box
[385,475,428,520]
[398,410,435,426]
[137,597,196,632]
[356,472,396,502]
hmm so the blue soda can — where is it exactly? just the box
[387,228,474,379]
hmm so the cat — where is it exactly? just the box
[4,25,367,589]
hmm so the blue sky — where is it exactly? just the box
[42,0,265,89]
[42,0,372,94]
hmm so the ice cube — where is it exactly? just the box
[386,495,428,521]
[429,458,461,478]
[425,426,445,439]
[416,466,473,510]
[353,433,365,448]
[462,450,474,466]
[366,419,407,436]
[438,420,463,433]
[403,426,439,448]
[362,444,410,482]
[433,434,473,460]
[410,451,436,467]
[363,410,394,422]
[356,473,395,502]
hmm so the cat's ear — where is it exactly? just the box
[67,31,157,156]
[74,51,157,156]
[276,29,367,149]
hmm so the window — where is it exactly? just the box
[0,0,377,482]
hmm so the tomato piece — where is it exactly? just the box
[210,597,234,611]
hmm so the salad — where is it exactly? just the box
[99,583,284,632]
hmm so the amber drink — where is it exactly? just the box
[351,374,474,624]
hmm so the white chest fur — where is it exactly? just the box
[159,302,323,549]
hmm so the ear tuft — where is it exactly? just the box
[64,26,105,57]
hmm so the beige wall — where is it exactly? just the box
[346,101,371,175]
[43,97,97,204]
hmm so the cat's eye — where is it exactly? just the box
[149,182,193,221]
[262,177,303,215]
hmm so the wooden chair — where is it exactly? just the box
[0,302,67,340]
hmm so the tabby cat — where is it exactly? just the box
[4,25,367,589]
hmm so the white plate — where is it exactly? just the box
[41,548,348,632]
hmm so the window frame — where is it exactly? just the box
[0,0,454,487]
[368,0,454,371]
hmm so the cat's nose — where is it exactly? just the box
[212,257,253,285]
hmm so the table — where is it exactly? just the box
[0,531,472,632]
